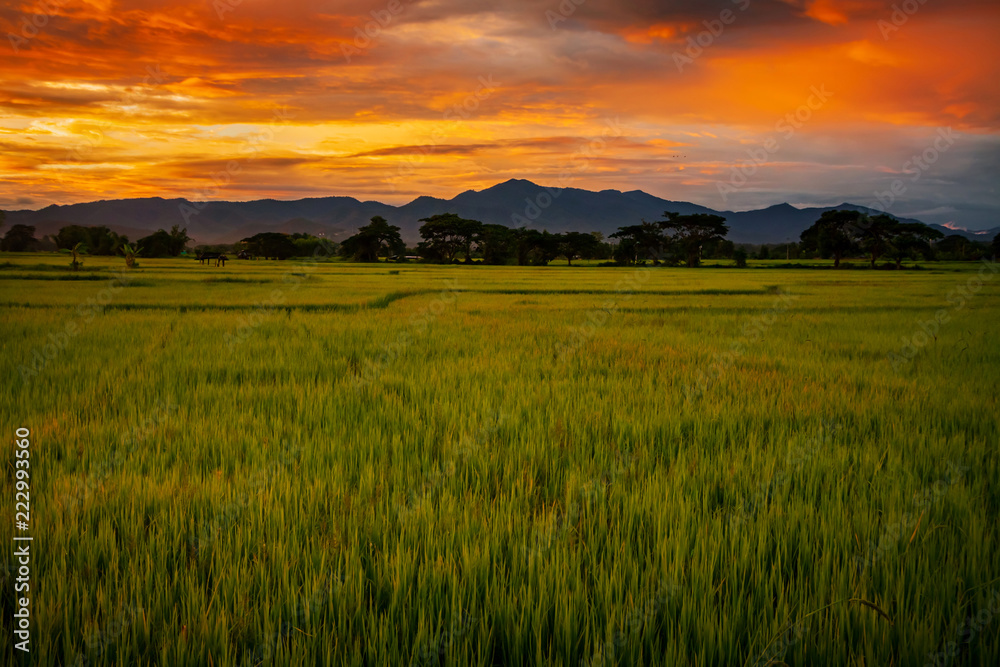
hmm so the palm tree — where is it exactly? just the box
[121,243,141,268]
[62,242,88,271]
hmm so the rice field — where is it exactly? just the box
[1,253,998,666]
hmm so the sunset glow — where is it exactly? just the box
[2,0,998,227]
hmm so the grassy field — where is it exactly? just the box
[2,252,999,666]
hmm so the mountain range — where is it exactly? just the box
[6,179,997,246]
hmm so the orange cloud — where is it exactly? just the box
[0,0,996,227]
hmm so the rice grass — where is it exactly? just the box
[1,252,998,666]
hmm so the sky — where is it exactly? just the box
[1,0,998,229]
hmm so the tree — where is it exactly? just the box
[120,242,141,268]
[800,210,861,268]
[54,225,127,256]
[512,228,540,266]
[168,225,191,256]
[706,239,735,260]
[416,214,474,263]
[456,217,484,264]
[339,217,404,262]
[479,224,516,265]
[137,225,190,257]
[558,231,602,266]
[137,230,175,258]
[936,234,972,260]
[511,228,561,266]
[887,223,943,269]
[733,248,748,268]
[54,225,93,251]
[290,234,335,258]
[851,213,902,268]
[609,222,665,265]
[84,226,126,255]
[657,212,730,268]
[241,232,298,260]
[61,242,87,270]
[992,234,1000,259]
[1,224,38,252]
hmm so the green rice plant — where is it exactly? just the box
[0,254,997,665]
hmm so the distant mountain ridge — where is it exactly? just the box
[6,179,997,245]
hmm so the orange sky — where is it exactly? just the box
[2,0,999,228]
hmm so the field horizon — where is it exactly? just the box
[3,252,998,665]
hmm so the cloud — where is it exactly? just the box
[0,0,996,227]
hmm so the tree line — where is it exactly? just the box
[0,222,192,258]
[1,208,996,267]
[339,212,732,266]
[338,210,998,267]
[0,220,329,261]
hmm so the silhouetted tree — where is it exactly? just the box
[479,224,516,265]
[290,234,335,258]
[887,223,943,269]
[558,231,602,266]
[137,225,190,257]
[339,217,404,262]
[1,224,37,252]
[516,228,561,265]
[416,214,467,263]
[241,232,297,260]
[610,222,664,265]
[657,212,730,268]
[62,242,87,270]
[120,242,141,268]
[936,234,973,260]
[54,225,92,251]
[415,214,483,263]
[800,210,861,268]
